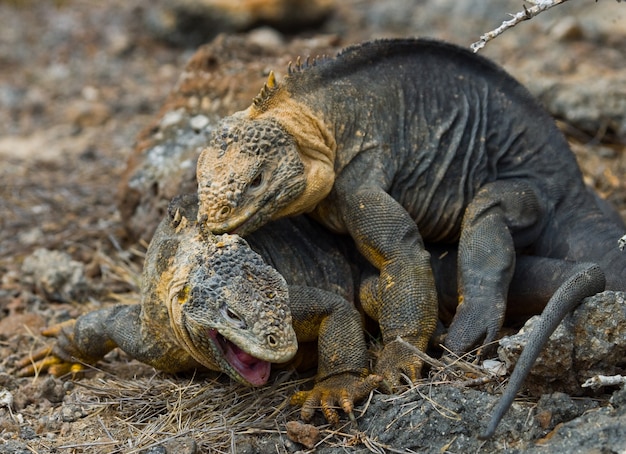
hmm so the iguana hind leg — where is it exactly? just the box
[536,189,626,290]
[430,248,606,437]
[447,179,547,354]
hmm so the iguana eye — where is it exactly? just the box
[249,173,263,190]
[222,305,246,328]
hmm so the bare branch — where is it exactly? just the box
[471,0,571,52]
[582,374,626,390]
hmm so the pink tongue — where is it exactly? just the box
[225,341,271,386]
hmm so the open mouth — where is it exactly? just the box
[208,329,271,386]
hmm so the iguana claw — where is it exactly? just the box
[444,295,506,355]
[15,344,87,378]
[374,338,424,391]
[14,320,88,378]
[290,373,382,425]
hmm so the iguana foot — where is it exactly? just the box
[444,297,505,354]
[374,338,424,391]
[290,372,382,425]
[14,320,90,377]
[15,344,87,377]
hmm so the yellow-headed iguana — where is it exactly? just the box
[17,194,380,424]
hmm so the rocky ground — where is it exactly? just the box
[1,1,625,453]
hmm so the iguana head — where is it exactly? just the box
[146,194,297,386]
[196,112,306,235]
[196,73,336,235]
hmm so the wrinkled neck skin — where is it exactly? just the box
[249,89,337,218]
[165,235,222,372]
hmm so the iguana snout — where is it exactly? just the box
[161,195,298,386]
[197,113,306,235]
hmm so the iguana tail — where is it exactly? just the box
[480,259,605,439]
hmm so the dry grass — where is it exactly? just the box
[11,245,394,452]
[8,231,525,453]
[65,254,509,452]
[6,185,522,454]
[57,372,307,453]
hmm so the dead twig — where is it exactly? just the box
[471,0,571,52]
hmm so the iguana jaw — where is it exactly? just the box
[209,329,270,386]
[181,308,298,386]
[183,321,273,386]
[197,174,306,235]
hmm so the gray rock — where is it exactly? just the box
[571,291,626,380]
[20,248,89,303]
[0,440,31,454]
[60,403,87,423]
[498,291,626,395]
[162,436,197,454]
[117,34,338,242]
[526,396,626,454]
[143,0,333,47]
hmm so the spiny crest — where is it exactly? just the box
[252,71,278,109]
[251,54,330,109]
[286,54,329,75]
[168,195,196,232]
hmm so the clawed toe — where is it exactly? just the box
[14,345,55,377]
[374,338,426,391]
[15,320,85,378]
[290,373,381,424]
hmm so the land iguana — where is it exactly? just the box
[195,38,624,393]
[17,194,380,425]
[17,194,605,436]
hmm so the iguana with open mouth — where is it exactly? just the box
[17,194,380,424]
[195,38,625,392]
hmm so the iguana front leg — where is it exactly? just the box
[16,304,199,377]
[447,179,547,353]
[16,305,133,377]
[287,285,381,424]
[336,188,438,389]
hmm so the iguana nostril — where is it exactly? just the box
[267,334,278,347]
[218,205,232,219]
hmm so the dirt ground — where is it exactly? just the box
[1,1,625,453]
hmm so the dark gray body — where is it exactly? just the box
[248,216,360,303]
[292,39,624,284]
[284,40,619,437]
[257,216,605,438]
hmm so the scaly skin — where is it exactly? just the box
[17,194,379,424]
[196,38,625,390]
[22,194,298,384]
